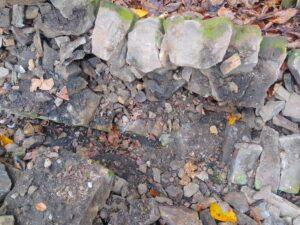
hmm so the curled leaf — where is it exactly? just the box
[131,8,148,18]
[210,202,237,223]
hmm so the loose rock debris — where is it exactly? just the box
[0,0,299,225]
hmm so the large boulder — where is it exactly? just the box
[160,16,232,69]
[92,1,135,61]
[126,17,163,73]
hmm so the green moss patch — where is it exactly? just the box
[102,1,135,23]
[201,17,232,40]
[233,25,262,44]
[260,36,287,55]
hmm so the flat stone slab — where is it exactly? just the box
[3,149,114,225]
[255,126,281,192]
[279,134,300,194]
[282,93,300,122]
[0,163,12,201]
[229,143,263,185]
[287,49,300,86]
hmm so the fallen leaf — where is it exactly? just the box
[210,125,218,135]
[30,78,42,92]
[210,202,237,223]
[227,113,242,126]
[184,161,198,178]
[217,7,235,20]
[107,125,121,146]
[0,134,13,147]
[56,86,69,101]
[270,8,297,24]
[40,78,54,91]
[35,202,47,212]
[131,8,148,17]
[149,188,158,197]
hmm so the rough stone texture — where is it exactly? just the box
[283,93,300,122]
[160,205,203,225]
[186,69,211,97]
[92,2,134,61]
[129,199,160,225]
[224,192,249,213]
[48,89,101,126]
[3,150,114,225]
[0,8,10,28]
[253,186,300,218]
[35,3,94,38]
[229,143,263,185]
[288,49,300,86]
[160,16,232,69]
[50,0,93,19]
[258,101,285,122]
[199,209,217,225]
[279,134,300,194]
[255,126,281,192]
[183,182,199,198]
[227,25,262,74]
[273,114,300,133]
[0,163,12,201]
[237,212,258,225]
[0,215,14,225]
[126,17,163,73]
[12,5,24,28]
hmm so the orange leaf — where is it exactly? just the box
[35,202,47,212]
[210,202,237,223]
[227,113,242,126]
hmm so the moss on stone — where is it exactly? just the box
[254,179,262,190]
[201,17,232,40]
[233,25,262,44]
[235,174,247,185]
[281,0,296,8]
[102,1,135,23]
[260,36,287,55]
[162,16,185,31]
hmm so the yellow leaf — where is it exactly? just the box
[227,113,241,126]
[210,202,237,223]
[210,125,218,135]
[131,8,148,18]
[0,134,13,147]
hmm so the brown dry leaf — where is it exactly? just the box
[30,78,54,92]
[35,202,47,212]
[23,149,39,162]
[107,125,121,146]
[217,7,235,20]
[40,78,54,91]
[270,8,297,24]
[184,161,197,178]
[56,86,70,101]
[30,78,42,92]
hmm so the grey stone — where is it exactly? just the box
[12,5,24,28]
[112,176,127,195]
[160,16,232,69]
[22,135,45,149]
[4,150,113,225]
[152,167,161,183]
[253,186,300,218]
[126,17,163,73]
[255,126,281,192]
[183,182,199,198]
[60,36,86,63]
[35,3,94,38]
[258,101,285,122]
[48,89,101,126]
[283,93,300,121]
[0,67,9,79]
[137,183,147,195]
[66,76,88,96]
[229,143,263,185]
[109,210,130,225]
[92,2,134,61]
[166,185,183,201]
[240,186,256,205]
[50,0,93,19]
[288,49,300,86]
[160,205,202,225]
[237,212,258,225]
[279,134,300,194]
[226,25,262,74]
[186,69,211,97]
[263,215,287,225]
[0,215,14,225]
[199,209,217,225]
[294,216,300,225]
[0,8,10,28]
[42,41,59,71]
[14,128,24,144]
[25,5,39,19]
[129,199,160,225]
[224,192,249,213]
[274,84,291,101]
[55,62,82,81]
[273,114,300,133]
[0,163,12,201]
